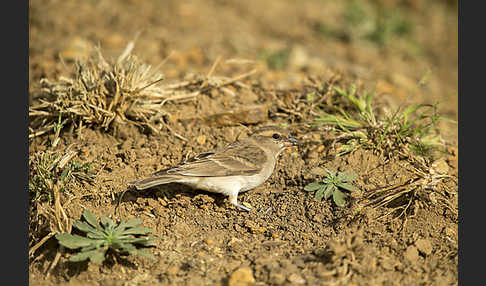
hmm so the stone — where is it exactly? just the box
[228,267,255,286]
[287,273,306,285]
[269,272,286,285]
[404,246,419,263]
[431,158,449,175]
[415,238,433,256]
[196,135,206,145]
[166,266,179,276]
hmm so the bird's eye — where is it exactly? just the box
[272,133,281,140]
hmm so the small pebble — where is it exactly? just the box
[228,267,255,286]
[415,238,433,256]
[404,246,419,263]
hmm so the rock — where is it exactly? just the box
[269,272,286,285]
[196,135,207,145]
[245,220,267,234]
[205,238,215,246]
[228,267,255,286]
[123,273,153,286]
[380,257,395,271]
[228,237,243,247]
[287,273,306,285]
[431,158,449,175]
[288,45,309,70]
[166,266,179,276]
[415,238,433,256]
[404,246,419,263]
[306,150,319,159]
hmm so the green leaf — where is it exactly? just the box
[86,231,106,240]
[89,249,107,264]
[336,182,360,192]
[325,168,337,178]
[333,190,347,207]
[117,242,137,253]
[304,182,322,192]
[119,226,154,236]
[69,250,98,263]
[80,243,104,252]
[127,237,157,246]
[72,220,102,235]
[82,209,101,230]
[100,216,115,229]
[114,218,143,234]
[324,184,334,200]
[55,233,94,249]
[322,178,333,184]
[337,171,357,182]
[315,189,324,201]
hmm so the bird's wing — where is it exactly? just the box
[154,140,267,177]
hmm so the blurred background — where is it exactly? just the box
[29,0,457,136]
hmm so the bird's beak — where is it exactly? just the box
[284,136,301,147]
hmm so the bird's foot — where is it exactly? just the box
[234,203,251,212]
[228,193,251,212]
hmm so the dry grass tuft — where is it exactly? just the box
[28,44,178,136]
[360,154,457,226]
[29,147,97,274]
[29,42,258,138]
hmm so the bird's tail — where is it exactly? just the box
[128,176,181,190]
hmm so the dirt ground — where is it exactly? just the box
[29,0,458,285]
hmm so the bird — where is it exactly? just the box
[128,126,300,211]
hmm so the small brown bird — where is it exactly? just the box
[128,126,300,211]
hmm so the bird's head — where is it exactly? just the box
[250,126,300,155]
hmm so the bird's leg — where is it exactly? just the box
[229,192,251,212]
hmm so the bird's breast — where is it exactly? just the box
[240,158,276,192]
